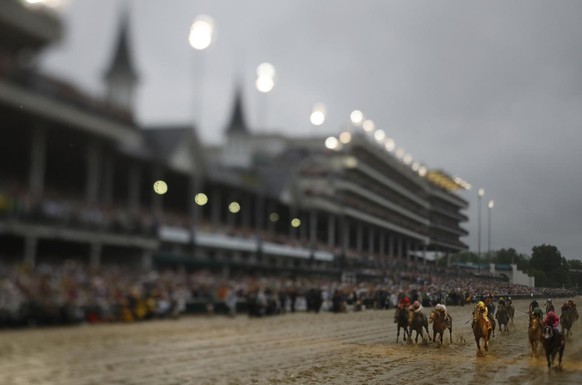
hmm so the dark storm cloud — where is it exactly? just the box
[41,0,582,259]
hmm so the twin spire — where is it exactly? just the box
[103,3,250,137]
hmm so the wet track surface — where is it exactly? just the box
[1,298,581,385]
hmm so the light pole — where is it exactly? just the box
[256,62,276,128]
[188,15,215,127]
[488,200,494,261]
[477,188,484,262]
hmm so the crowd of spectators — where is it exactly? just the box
[1,260,576,329]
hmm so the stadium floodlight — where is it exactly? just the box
[189,15,215,51]
[362,119,375,132]
[350,110,363,125]
[310,103,326,126]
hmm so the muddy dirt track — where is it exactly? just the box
[1,298,581,385]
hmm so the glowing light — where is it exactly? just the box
[228,201,241,213]
[310,111,325,125]
[189,15,214,51]
[478,188,485,197]
[395,147,405,159]
[384,138,395,152]
[256,63,276,93]
[403,154,412,165]
[488,200,495,209]
[339,131,352,144]
[256,63,276,78]
[350,110,363,125]
[373,129,385,142]
[25,0,68,8]
[153,180,168,195]
[418,166,427,177]
[310,103,326,126]
[194,193,208,206]
[269,213,280,222]
[325,136,339,150]
[291,218,301,228]
[344,156,358,169]
[362,119,375,132]
[256,76,274,93]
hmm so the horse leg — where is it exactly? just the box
[475,335,481,355]
[449,326,453,344]
[396,327,400,343]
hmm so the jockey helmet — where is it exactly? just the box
[533,307,543,318]
[413,300,420,309]
[548,298,552,303]
[477,301,485,309]
[499,297,504,302]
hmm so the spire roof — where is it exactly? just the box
[104,7,138,82]
[225,85,249,135]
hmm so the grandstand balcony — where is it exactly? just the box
[0,0,63,54]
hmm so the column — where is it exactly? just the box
[255,193,265,232]
[128,163,141,211]
[327,214,336,248]
[24,235,38,267]
[151,165,163,216]
[379,231,385,257]
[90,242,102,269]
[368,227,375,255]
[242,194,251,229]
[101,153,114,205]
[29,124,46,197]
[142,249,153,269]
[388,235,395,259]
[190,175,204,225]
[85,142,101,203]
[309,209,317,248]
[341,217,350,253]
[397,237,403,260]
[356,222,363,252]
[211,186,222,227]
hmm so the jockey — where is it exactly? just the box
[409,300,423,313]
[529,299,539,314]
[473,301,491,329]
[484,296,496,322]
[498,297,506,307]
[398,296,411,310]
[507,296,513,305]
[532,307,543,320]
[435,303,448,318]
[544,310,561,333]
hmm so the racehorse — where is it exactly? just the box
[560,307,578,338]
[429,309,452,346]
[394,307,410,343]
[488,313,496,338]
[408,310,431,343]
[542,325,565,371]
[507,303,515,329]
[528,316,543,357]
[472,310,492,356]
[495,305,510,334]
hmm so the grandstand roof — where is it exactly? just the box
[425,169,471,191]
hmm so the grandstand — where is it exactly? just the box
[0,1,469,281]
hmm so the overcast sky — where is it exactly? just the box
[40,0,582,260]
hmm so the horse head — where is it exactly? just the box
[543,325,553,340]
